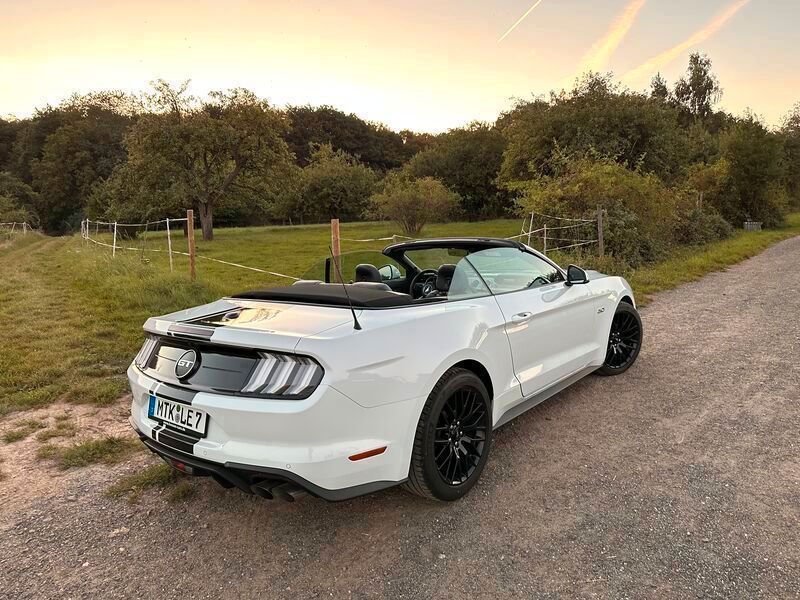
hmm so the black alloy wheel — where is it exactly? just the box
[433,387,488,486]
[597,302,643,376]
[405,368,492,501]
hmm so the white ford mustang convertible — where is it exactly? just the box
[128,238,642,502]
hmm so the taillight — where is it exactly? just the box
[134,337,157,368]
[242,353,323,399]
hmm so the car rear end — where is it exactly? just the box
[127,300,418,501]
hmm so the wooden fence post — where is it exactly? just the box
[526,212,534,246]
[543,224,549,254]
[187,210,196,281]
[331,218,341,283]
[112,222,117,258]
[140,222,149,261]
[596,206,604,258]
[166,218,174,272]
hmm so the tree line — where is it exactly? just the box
[1,53,798,265]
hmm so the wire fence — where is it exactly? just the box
[81,215,302,281]
[0,221,37,236]
[77,208,606,284]
[506,209,604,255]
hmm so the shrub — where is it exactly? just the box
[603,205,666,266]
[371,174,459,236]
[672,207,733,246]
[515,155,676,265]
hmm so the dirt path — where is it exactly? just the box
[1,236,799,600]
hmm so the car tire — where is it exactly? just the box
[404,367,492,501]
[596,302,643,376]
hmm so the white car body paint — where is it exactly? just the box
[128,242,635,500]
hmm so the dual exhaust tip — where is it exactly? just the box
[250,480,308,502]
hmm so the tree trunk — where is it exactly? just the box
[198,202,214,241]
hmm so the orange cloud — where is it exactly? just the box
[578,0,647,73]
[623,0,751,82]
[497,0,546,43]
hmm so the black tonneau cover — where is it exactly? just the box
[232,282,414,308]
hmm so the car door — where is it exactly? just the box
[466,247,599,398]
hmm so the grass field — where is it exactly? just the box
[1,214,798,417]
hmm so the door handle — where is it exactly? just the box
[510,312,533,324]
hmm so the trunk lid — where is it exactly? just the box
[144,299,356,353]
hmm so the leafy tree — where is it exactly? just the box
[259,161,305,224]
[719,114,787,226]
[285,105,406,170]
[371,174,459,236]
[650,73,670,101]
[123,82,293,240]
[780,102,800,207]
[681,159,731,209]
[0,118,21,172]
[499,74,688,184]
[8,107,75,184]
[0,195,35,225]
[399,130,437,157]
[406,123,509,218]
[5,94,135,233]
[674,53,722,121]
[299,144,377,222]
[31,117,131,233]
[0,171,39,225]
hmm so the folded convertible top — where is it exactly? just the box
[232,282,414,308]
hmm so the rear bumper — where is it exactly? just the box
[128,364,421,500]
[133,423,402,501]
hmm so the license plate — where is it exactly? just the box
[148,394,208,436]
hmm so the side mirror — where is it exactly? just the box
[378,264,401,281]
[565,265,589,286]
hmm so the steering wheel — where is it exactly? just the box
[410,269,439,299]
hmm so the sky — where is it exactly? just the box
[2,0,798,132]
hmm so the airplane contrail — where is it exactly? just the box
[623,0,751,82]
[497,0,546,43]
[578,0,647,73]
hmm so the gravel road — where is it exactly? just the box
[1,236,798,600]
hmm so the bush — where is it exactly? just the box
[371,174,459,236]
[603,205,666,267]
[515,155,676,265]
[300,144,378,222]
[718,115,787,227]
[672,207,733,246]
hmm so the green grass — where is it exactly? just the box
[2,418,46,443]
[35,419,78,441]
[1,215,798,416]
[36,436,141,469]
[106,462,191,503]
[622,212,800,305]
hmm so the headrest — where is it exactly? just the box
[436,264,457,292]
[355,263,382,283]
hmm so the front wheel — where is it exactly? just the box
[596,302,643,376]
[404,368,492,501]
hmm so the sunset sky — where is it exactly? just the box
[2,0,798,132]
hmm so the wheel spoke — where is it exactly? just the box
[605,311,641,370]
[432,386,489,486]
